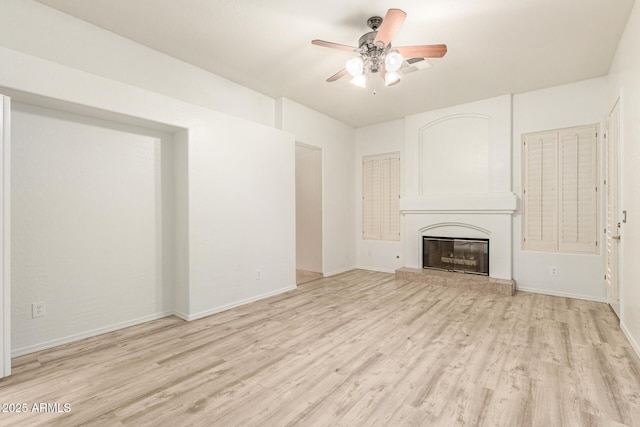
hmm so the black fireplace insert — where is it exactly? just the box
[422,236,489,276]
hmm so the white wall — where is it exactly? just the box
[276,98,356,276]
[608,0,640,355]
[295,145,322,273]
[355,120,404,273]
[11,103,172,355]
[1,43,297,353]
[172,129,190,317]
[187,122,295,318]
[0,0,275,127]
[512,77,609,301]
[0,95,11,376]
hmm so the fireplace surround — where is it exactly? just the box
[399,95,517,281]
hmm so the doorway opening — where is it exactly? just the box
[295,144,323,284]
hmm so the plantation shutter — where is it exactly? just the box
[523,132,558,251]
[362,152,400,241]
[558,126,598,253]
[362,155,381,239]
[522,125,598,254]
[380,153,400,241]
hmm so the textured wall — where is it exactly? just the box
[11,103,168,354]
[186,121,296,318]
[355,119,404,273]
[0,0,275,127]
[512,78,608,301]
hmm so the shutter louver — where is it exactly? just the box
[559,126,597,253]
[522,125,598,254]
[362,152,400,241]
[523,132,558,251]
[362,156,381,239]
[380,154,400,241]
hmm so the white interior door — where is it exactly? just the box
[606,100,621,318]
[0,95,11,377]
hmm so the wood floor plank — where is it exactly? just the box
[0,270,639,426]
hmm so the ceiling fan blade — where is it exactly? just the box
[327,69,348,82]
[374,9,407,46]
[312,39,358,53]
[396,44,448,59]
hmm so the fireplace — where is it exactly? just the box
[423,236,489,276]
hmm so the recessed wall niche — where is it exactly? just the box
[419,114,490,195]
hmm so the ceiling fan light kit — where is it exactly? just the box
[351,74,367,88]
[311,8,447,91]
[346,57,365,77]
[385,50,404,72]
[385,71,400,86]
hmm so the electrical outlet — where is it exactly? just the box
[32,302,46,318]
[550,266,558,276]
[256,270,261,280]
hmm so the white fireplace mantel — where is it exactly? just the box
[400,192,517,280]
[402,209,515,280]
[400,192,517,214]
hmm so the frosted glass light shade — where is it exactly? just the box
[385,71,400,86]
[350,74,367,88]
[384,51,403,72]
[346,57,364,76]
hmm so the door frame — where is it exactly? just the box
[0,94,11,377]
[605,98,621,317]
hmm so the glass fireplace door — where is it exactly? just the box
[423,237,489,275]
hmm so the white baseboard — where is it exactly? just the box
[323,266,357,277]
[516,286,607,303]
[12,311,174,357]
[12,286,298,357]
[620,321,640,360]
[170,310,190,321]
[184,285,296,321]
[355,265,398,274]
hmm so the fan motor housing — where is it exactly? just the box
[358,31,377,49]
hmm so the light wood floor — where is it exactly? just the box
[296,269,323,285]
[1,270,639,426]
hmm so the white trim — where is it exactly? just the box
[11,311,174,357]
[401,193,517,213]
[171,310,190,321]
[184,285,296,322]
[620,321,640,360]
[323,266,357,277]
[516,286,607,303]
[420,222,491,236]
[1,95,10,377]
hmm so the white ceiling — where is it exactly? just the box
[35,0,634,127]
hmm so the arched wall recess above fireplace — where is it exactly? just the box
[417,114,491,196]
[404,95,513,200]
[419,222,490,239]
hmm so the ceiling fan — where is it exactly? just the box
[311,9,447,89]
